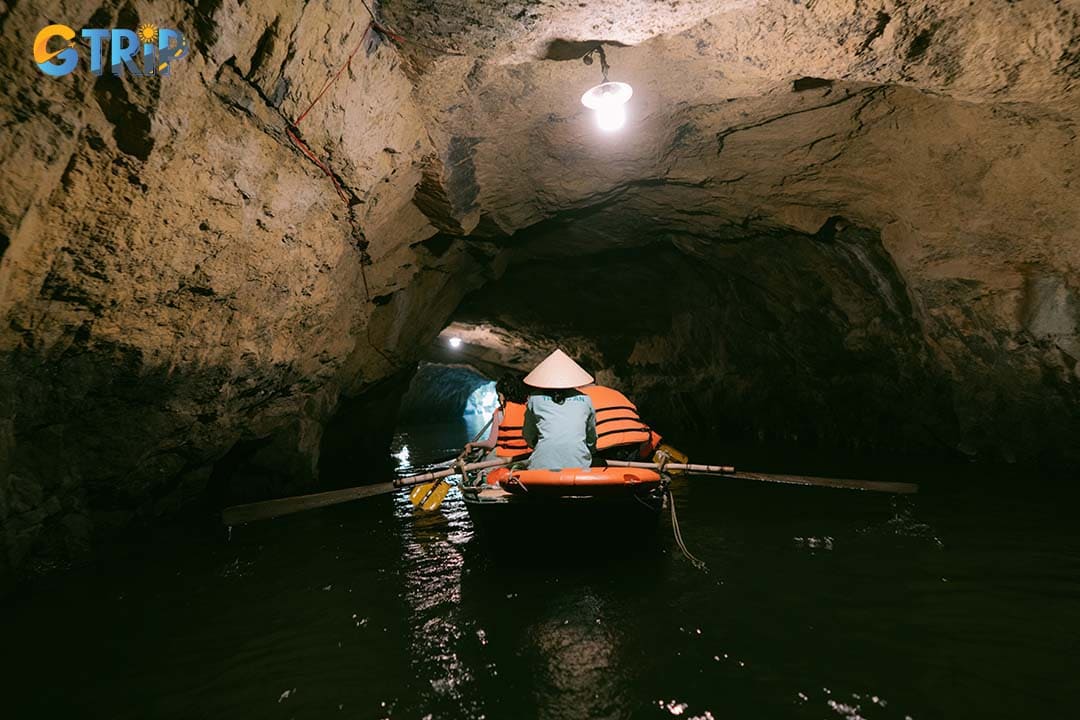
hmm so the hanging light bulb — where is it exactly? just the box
[582,82,633,131]
[580,46,632,132]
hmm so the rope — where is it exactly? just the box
[667,486,707,572]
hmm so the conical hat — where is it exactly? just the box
[523,349,594,389]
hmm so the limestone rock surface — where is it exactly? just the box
[1,0,1078,589]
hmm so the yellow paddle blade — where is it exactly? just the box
[654,444,689,475]
[418,480,452,512]
[409,482,435,507]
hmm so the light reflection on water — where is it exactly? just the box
[390,415,490,474]
[393,444,411,470]
[391,419,492,717]
[395,487,480,716]
[3,419,1079,720]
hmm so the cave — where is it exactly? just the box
[2,1,1079,718]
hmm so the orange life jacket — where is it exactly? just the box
[580,385,655,451]
[495,401,531,457]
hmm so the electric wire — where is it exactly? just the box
[282,2,470,304]
[358,0,467,56]
[285,23,375,300]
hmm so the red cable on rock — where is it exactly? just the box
[286,127,350,203]
[282,6,464,302]
[371,20,406,46]
[293,25,373,127]
[285,24,375,300]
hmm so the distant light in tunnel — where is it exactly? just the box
[464,381,498,418]
[448,336,463,349]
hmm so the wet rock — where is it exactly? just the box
[0,0,463,589]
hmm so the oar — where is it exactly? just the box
[605,460,918,494]
[222,482,398,526]
[409,416,494,511]
[409,480,452,511]
[221,457,515,525]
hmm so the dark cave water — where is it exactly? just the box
[4,419,1079,720]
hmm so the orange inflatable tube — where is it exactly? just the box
[487,466,662,494]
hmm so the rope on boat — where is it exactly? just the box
[666,486,707,572]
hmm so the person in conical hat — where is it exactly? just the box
[521,349,598,470]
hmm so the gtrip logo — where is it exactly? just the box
[34,22,189,77]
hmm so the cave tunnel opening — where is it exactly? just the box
[398,218,956,477]
[334,200,1079,482]
[388,361,498,473]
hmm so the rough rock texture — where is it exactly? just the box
[0,0,490,587]
[1,0,1079,588]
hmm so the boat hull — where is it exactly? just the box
[461,466,665,551]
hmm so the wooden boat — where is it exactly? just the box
[460,463,668,546]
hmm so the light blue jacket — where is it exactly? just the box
[523,392,597,470]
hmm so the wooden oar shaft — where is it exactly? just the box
[731,472,917,494]
[606,460,918,494]
[223,458,516,525]
[607,460,736,474]
[223,482,396,525]
[392,457,512,488]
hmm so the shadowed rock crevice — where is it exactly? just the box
[188,0,225,55]
[91,73,157,161]
[542,39,629,61]
[247,17,280,81]
[906,23,940,61]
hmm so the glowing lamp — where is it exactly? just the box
[580,46,632,132]
[581,82,633,131]
[448,337,463,349]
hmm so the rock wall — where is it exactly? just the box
[0,0,487,589]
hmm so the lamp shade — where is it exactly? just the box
[580,81,633,110]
